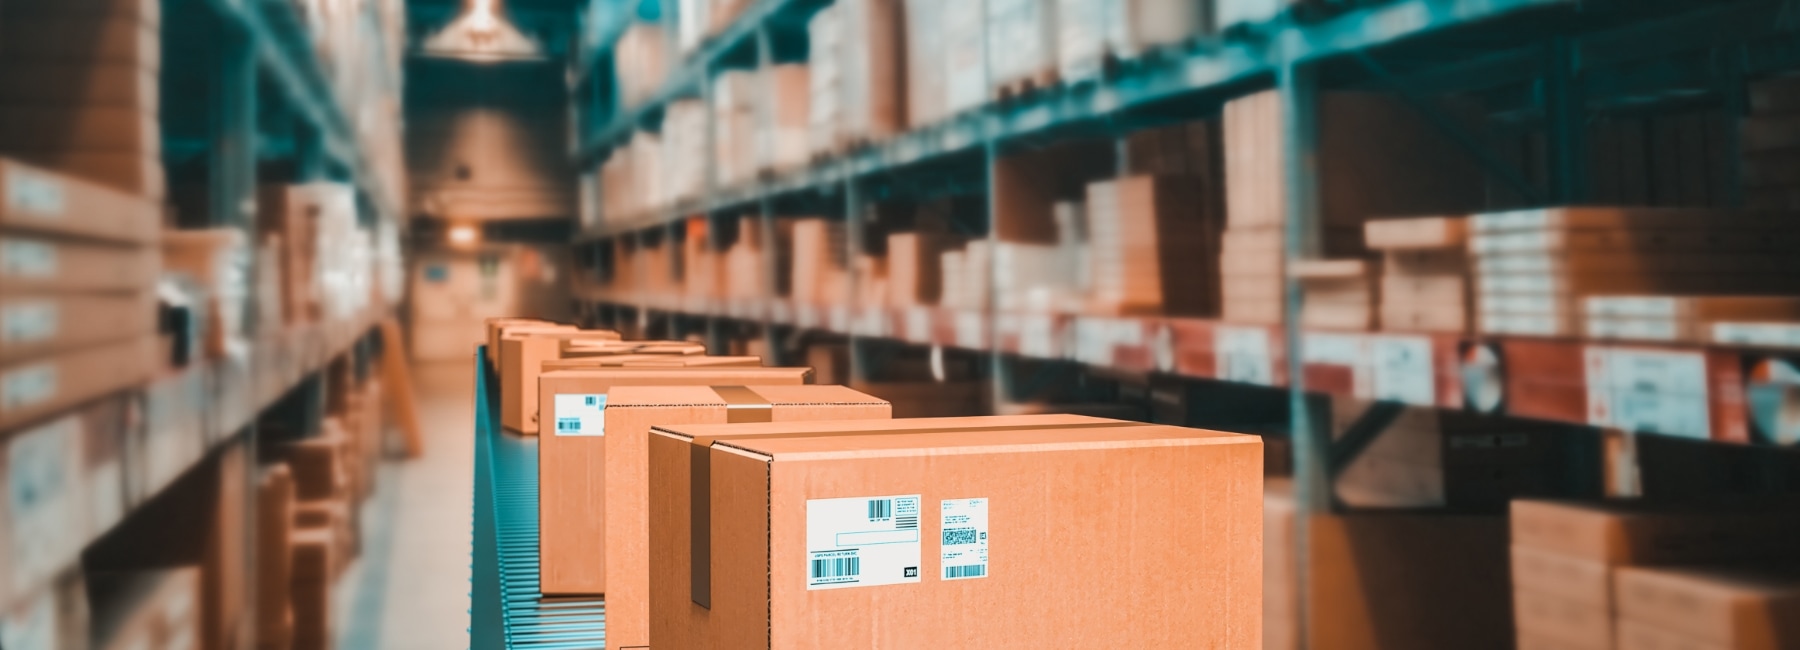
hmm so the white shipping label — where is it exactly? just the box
[806,495,922,590]
[1371,335,1435,406]
[552,394,606,437]
[1216,326,1274,386]
[1711,322,1800,348]
[1,302,58,343]
[5,170,65,216]
[940,498,989,580]
[0,239,57,278]
[1,364,56,411]
[1584,347,1711,439]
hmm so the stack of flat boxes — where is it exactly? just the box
[713,70,759,188]
[886,230,944,308]
[789,218,848,305]
[807,0,902,156]
[986,0,1057,94]
[1292,259,1376,330]
[0,0,165,199]
[1742,75,1800,210]
[1056,0,1208,82]
[1085,175,1218,316]
[942,0,988,117]
[724,216,768,301]
[1584,296,1800,343]
[662,101,707,205]
[1509,499,1800,650]
[1612,566,1800,649]
[1470,207,1800,337]
[681,218,720,302]
[0,160,160,435]
[903,0,947,128]
[1367,216,1472,333]
[938,240,990,311]
[1221,91,1484,325]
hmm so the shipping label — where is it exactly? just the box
[1,301,58,343]
[552,393,606,437]
[940,498,989,580]
[0,239,56,278]
[806,495,922,590]
[5,170,65,216]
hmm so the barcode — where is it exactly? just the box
[556,418,582,433]
[896,516,918,530]
[944,565,986,579]
[867,499,891,521]
[585,395,598,406]
[811,556,860,579]
[942,527,978,545]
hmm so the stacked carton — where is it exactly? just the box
[1085,175,1219,315]
[986,0,1058,95]
[255,467,296,650]
[0,0,165,198]
[1584,296,1800,343]
[1056,0,1208,82]
[1292,259,1376,330]
[713,70,759,187]
[1470,208,1800,336]
[681,218,721,301]
[1367,216,1472,333]
[662,100,708,204]
[599,132,664,221]
[789,218,848,304]
[724,216,769,300]
[1509,499,1800,650]
[615,24,669,111]
[943,0,989,116]
[257,183,362,328]
[0,160,161,433]
[1613,566,1800,649]
[903,0,948,127]
[761,65,811,173]
[938,239,991,311]
[1743,75,1800,210]
[886,230,944,307]
[1221,91,1483,325]
[807,0,903,155]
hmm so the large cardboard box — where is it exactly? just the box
[598,384,891,649]
[1510,499,1800,566]
[534,367,814,595]
[0,159,160,244]
[650,415,1263,649]
[497,330,629,434]
[540,355,761,372]
[1614,566,1800,650]
[0,233,158,293]
[0,292,155,363]
[484,318,554,369]
[0,335,155,432]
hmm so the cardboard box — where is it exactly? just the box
[484,318,555,369]
[1614,566,1800,650]
[1365,216,1469,250]
[540,355,762,372]
[0,335,155,432]
[288,529,333,650]
[497,330,631,434]
[0,106,159,153]
[1085,175,1222,315]
[0,234,158,293]
[1615,619,1732,650]
[598,384,891,648]
[887,231,944,306]
[0,292,155,363]
[6,150,164,199]
[1514,589,1612,649]
[1511,546,1612,607]
[0,158,160,244]
[534,366,814,595]
[1509,499,1800,566]
[650,415,1263,649]
[255,467,296,650]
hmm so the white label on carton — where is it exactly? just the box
[1216,326,1274,386]
[1584,347,1710,439]
[806,494,922,590]
[1,301,58,343]
[5,170,65,216]
[0,239,57,278]
[1371,335,1435,406]
[1712,322,1800,347]
[1,364,56,411]
[552,393,606,436]
[940,498,989,580]
[7,416,76,594]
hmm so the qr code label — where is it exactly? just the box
[940,498,989,581]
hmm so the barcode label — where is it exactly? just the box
[551,393,606,436]
[944,565,986,579]
[810,555,860,580]
[940,498,989,581]
[807,495,921,590]
[0,239,57,278]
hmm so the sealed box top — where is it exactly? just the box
[609,384,885,409]
[561,339,703,355]
[542,355,762,371]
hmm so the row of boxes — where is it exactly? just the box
[490,317,1264,649]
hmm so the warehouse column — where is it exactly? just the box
[756,25,783,365]
[1279,59,1325,650]
[1546,36,1587,203]
[846,177,871,384]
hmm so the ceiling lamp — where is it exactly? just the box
[420,0,546,62]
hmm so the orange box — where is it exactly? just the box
[1614,566,1800,650]
[534,367,814,596]
[597,385,889,647]
[1511,545,1612,607]
[649,415,1263,649]
[497,329,626,434]
[559,339,702,357]
[1514,588,1612,649]
[1510,499,1800,565]
[0,335,156,432]
[0,233,158,293]
[0,158,159,244]
[0,292,155,363]
[541,355,761,372]
[484,318,555,369]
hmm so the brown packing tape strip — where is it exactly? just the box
[691,386,772,608]
[689,420,1149,609]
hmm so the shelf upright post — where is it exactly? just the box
[1546,36,1587,203]
[980,0,1009,409]
[1278,57,1325,650]
[701,65,722,351]
[756,24,783,365]
[846,174,871,384]
[210,17,260,650]
[668,219,684,340]
[1721,45,1749,208]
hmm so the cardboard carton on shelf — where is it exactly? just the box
[651,415,1263,649]
[534,366,814,595]
[0,233,160,293]
[0,292,156,364]
[484,318,557,368]
[0,158,160,244]
[0,335,157,432]
[1613,566,1800,650]
[288,529,333,650]
[255,466,296,650]
[496,329,629,434]
[598,384,891,650]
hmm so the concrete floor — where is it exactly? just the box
[338,358,477,649]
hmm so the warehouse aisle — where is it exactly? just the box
[369,358,478,650]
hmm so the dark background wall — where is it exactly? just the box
[405,58,575,222]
